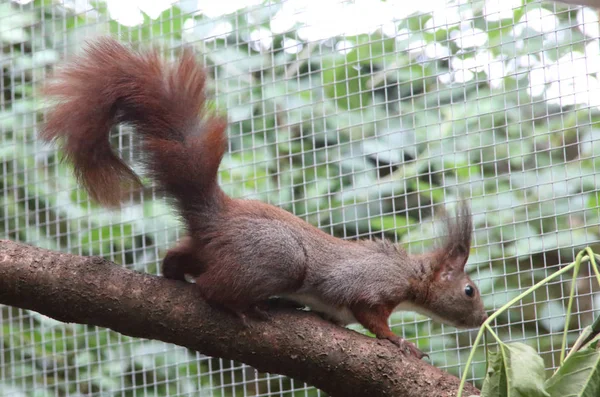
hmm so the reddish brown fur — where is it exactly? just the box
[42,39,227,214]
[41,38,488,359]
[432,202,472,276]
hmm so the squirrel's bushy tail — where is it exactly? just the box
[41,38,227,217]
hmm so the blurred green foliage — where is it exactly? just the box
[1,0,600,395]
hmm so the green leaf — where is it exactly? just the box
[481,342,549,397]
[567,316,600,356]
[502,343,550,397]
[151,6,183,39]
[545,347,600,397]
[322,62,371,110]
[370,215,410,233]
[481,349,507,397]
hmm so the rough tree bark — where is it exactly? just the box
[0,239,480,397]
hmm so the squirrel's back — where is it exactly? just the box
[41,38,227,220]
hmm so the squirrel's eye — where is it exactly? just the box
[464,284,474,297]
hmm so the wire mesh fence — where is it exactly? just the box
[1,0,599,395]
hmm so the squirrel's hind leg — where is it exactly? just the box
[161,237,204,282]
[194,272,275,326]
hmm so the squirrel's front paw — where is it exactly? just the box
[385,335,428,359]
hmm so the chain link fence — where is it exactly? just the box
[1,0,600,395]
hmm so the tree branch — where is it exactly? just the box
[0,239,479,397]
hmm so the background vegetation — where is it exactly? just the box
[1,0,599,395]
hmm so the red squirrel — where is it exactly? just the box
[41,38,487,359]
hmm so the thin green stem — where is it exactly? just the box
[485,324,500,342]
[457,324,487,397]
[560,249,600,365]
[559,248,600,366]
[483,330,489,383]
[560,251,583,364]
[587,249,600,286]
[457,252,588,397]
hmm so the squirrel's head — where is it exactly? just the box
[411,203,488,329]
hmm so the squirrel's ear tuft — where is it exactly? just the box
[432,201,472,278]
